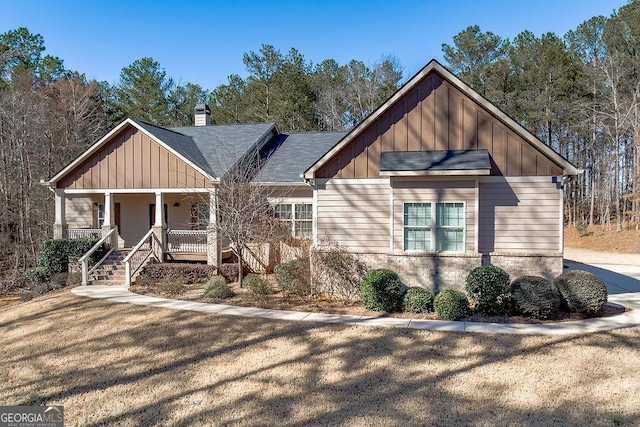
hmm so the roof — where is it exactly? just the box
[304,59,580,178]
[254,131,347,183]
[46,119,278,185]
[133,120,215,176]
[167,122,276,177]
[380,150,491,176]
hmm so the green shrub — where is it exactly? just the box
[274,258,311,298]
[140,263,216,284]
[465,265,510,315]
[68,238,106,264]
[510,276,561,319]
[360,269,404,312]
[433,289,471,320]
[38,239,71,274]
[243,274,274,295]
[24,267,51,285]
[37,238,105,276]
[402,287,434,313]
[203,276,235,299]
[554,270,608,314]
[159,277,184,296]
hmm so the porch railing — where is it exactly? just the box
[124,229,161,288]
[79,227,118,286]
[65,228,102,239]
[167,229,207,253]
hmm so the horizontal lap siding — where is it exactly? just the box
[392,180,476,252]
[115,194,154,247]
[317,181,390,252]
[65,195,99,228]
[479,179,560,253]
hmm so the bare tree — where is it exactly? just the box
[214,155,289,285]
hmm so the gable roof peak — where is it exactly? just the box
[303,58,579,178]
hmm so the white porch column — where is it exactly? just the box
[103,192,114,227]
[152,192,166,261]
[155,192,164,227]
[207,188,221,266]
[53,189,67,239]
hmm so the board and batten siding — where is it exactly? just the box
[57,124,211,190]
[316,180,390,252]
[478,178,561,253]
[391,179,476,252]
[316,72,564,179]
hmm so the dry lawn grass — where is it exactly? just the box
[1,287,640,426]
[565,225,640,254]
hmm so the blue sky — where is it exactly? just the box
[1,0,626,90]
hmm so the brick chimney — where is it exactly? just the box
[194,103,211,126]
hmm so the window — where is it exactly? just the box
[97,203,105,228]
[275,203,312,238]
[436,202,464,251]
[295,204,312,237]
[404,203,431,251]
[191,203,209,230]
[403,202,464,252]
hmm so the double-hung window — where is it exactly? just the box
[403,202,464,252]
[275,203,312,238]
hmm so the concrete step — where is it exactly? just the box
[89,279,125,286]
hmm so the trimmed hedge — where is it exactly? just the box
[554,270,608,314]
[433,289,471,320]
[37,238,106,275]
[361,269,404,312]
[140,263,216,284]
[274,258,311,297]
[203,276,235,299]
[465,265,510,316]
[510,276,561,319]
[402,287,434,313]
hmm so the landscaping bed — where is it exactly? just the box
[130,275,625,325]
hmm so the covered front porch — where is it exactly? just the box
[53,188,221,265]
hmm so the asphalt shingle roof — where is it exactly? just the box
[135,120,276,178]
[379,149,491,172]
[254,131,347,182]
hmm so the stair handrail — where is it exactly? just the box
[79,226,118,286]
[123,229,161,288]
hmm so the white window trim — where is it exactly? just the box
[402,201,466,253]
[275,202,313,238]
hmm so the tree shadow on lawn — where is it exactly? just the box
[1,290,639,426]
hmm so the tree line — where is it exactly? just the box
[0,28,402,275]
[441,0,640,231]
[2,1,639,279]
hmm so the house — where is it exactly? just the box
[43,59,578,289]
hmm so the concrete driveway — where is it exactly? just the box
[564,261,640,295]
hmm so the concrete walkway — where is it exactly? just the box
[72,261,640,335]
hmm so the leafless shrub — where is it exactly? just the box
[311,242,368,302]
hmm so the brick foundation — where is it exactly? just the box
[312,250,482,293]
[311,250,563,292]
[481,252,563,282]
